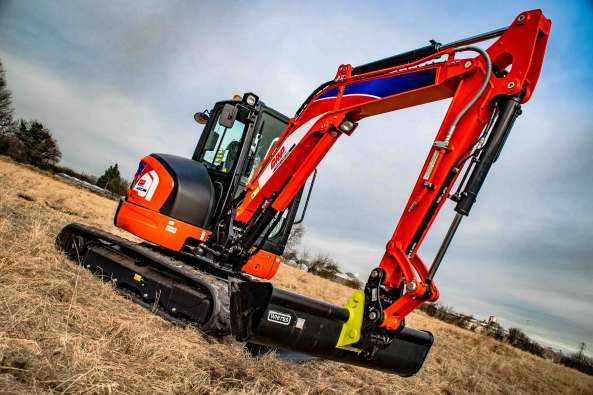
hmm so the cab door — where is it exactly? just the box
[192,101,309,256]
[238,107,305,255]
[192,101,251,227]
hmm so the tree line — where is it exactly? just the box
[421,302,593,376]
[0,58,129,196]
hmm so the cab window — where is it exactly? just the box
[243,111,289,239]
[199,112,246,173]
[245,112,287,181]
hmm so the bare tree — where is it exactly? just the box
[283,223,304,261]
[308,254,340,279]
[577,342,587,362]
[0,59,15,153]
[0,59,14,133]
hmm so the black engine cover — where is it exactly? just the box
[151,153,215,228]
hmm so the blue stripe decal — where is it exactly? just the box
[318,87,339,99]
[317,68,436,100]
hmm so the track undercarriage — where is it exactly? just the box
[57,223,232,335]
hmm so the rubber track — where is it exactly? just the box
[56,223,230,336]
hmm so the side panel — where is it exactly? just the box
[126,154,215,229]
[152,153,215,229]
[243,250,282,279]
[116,200,211,251]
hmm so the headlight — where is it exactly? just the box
[243,92,259,106]
[339,119,356,133]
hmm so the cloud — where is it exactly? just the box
[2,50,197,178]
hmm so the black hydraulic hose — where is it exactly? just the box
[241,208,277,250]
[295,80,333,117]
[249,209,284,257]
[352,41,442,76]
[454,104,499,169]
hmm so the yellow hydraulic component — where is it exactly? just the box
[133,273,143,282]
[214,150,225,165]
[336,290,365,352]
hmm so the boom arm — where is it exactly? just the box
[234,10,550,331]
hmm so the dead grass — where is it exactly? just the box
[0,155,592,394]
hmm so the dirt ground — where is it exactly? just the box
[1,156,592,394]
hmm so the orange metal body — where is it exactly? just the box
[118,155,283,279]
[236,10,551,329]
[116,200,211,251]
[243,250,282,280]
[126,155,175,211]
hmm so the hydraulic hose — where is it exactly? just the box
[443,46,492,145]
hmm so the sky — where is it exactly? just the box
[1,1,592,356]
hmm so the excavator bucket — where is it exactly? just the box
[229,279,433,376]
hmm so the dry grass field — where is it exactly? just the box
[1,155,592,394]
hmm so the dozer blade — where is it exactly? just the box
[229,279,433,376]
[56,223,230,335]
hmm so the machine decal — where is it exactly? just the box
[165,220,177,234]
[133,170,160,202]
[295,317,306,329]
[253,70,437,191]
[133,161,146,180]
[316,68,436,100]
[257,113,325,187]
[269,145,286,171]
[267,310,291,325]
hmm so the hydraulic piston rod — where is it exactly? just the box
[426,95,523,282]
[352,27,507,76]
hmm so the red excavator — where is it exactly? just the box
[57,10,551,376]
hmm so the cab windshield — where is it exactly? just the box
[199,112,246,173]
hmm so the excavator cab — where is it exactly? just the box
[191,94,305,256]
[112,93,307,279]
